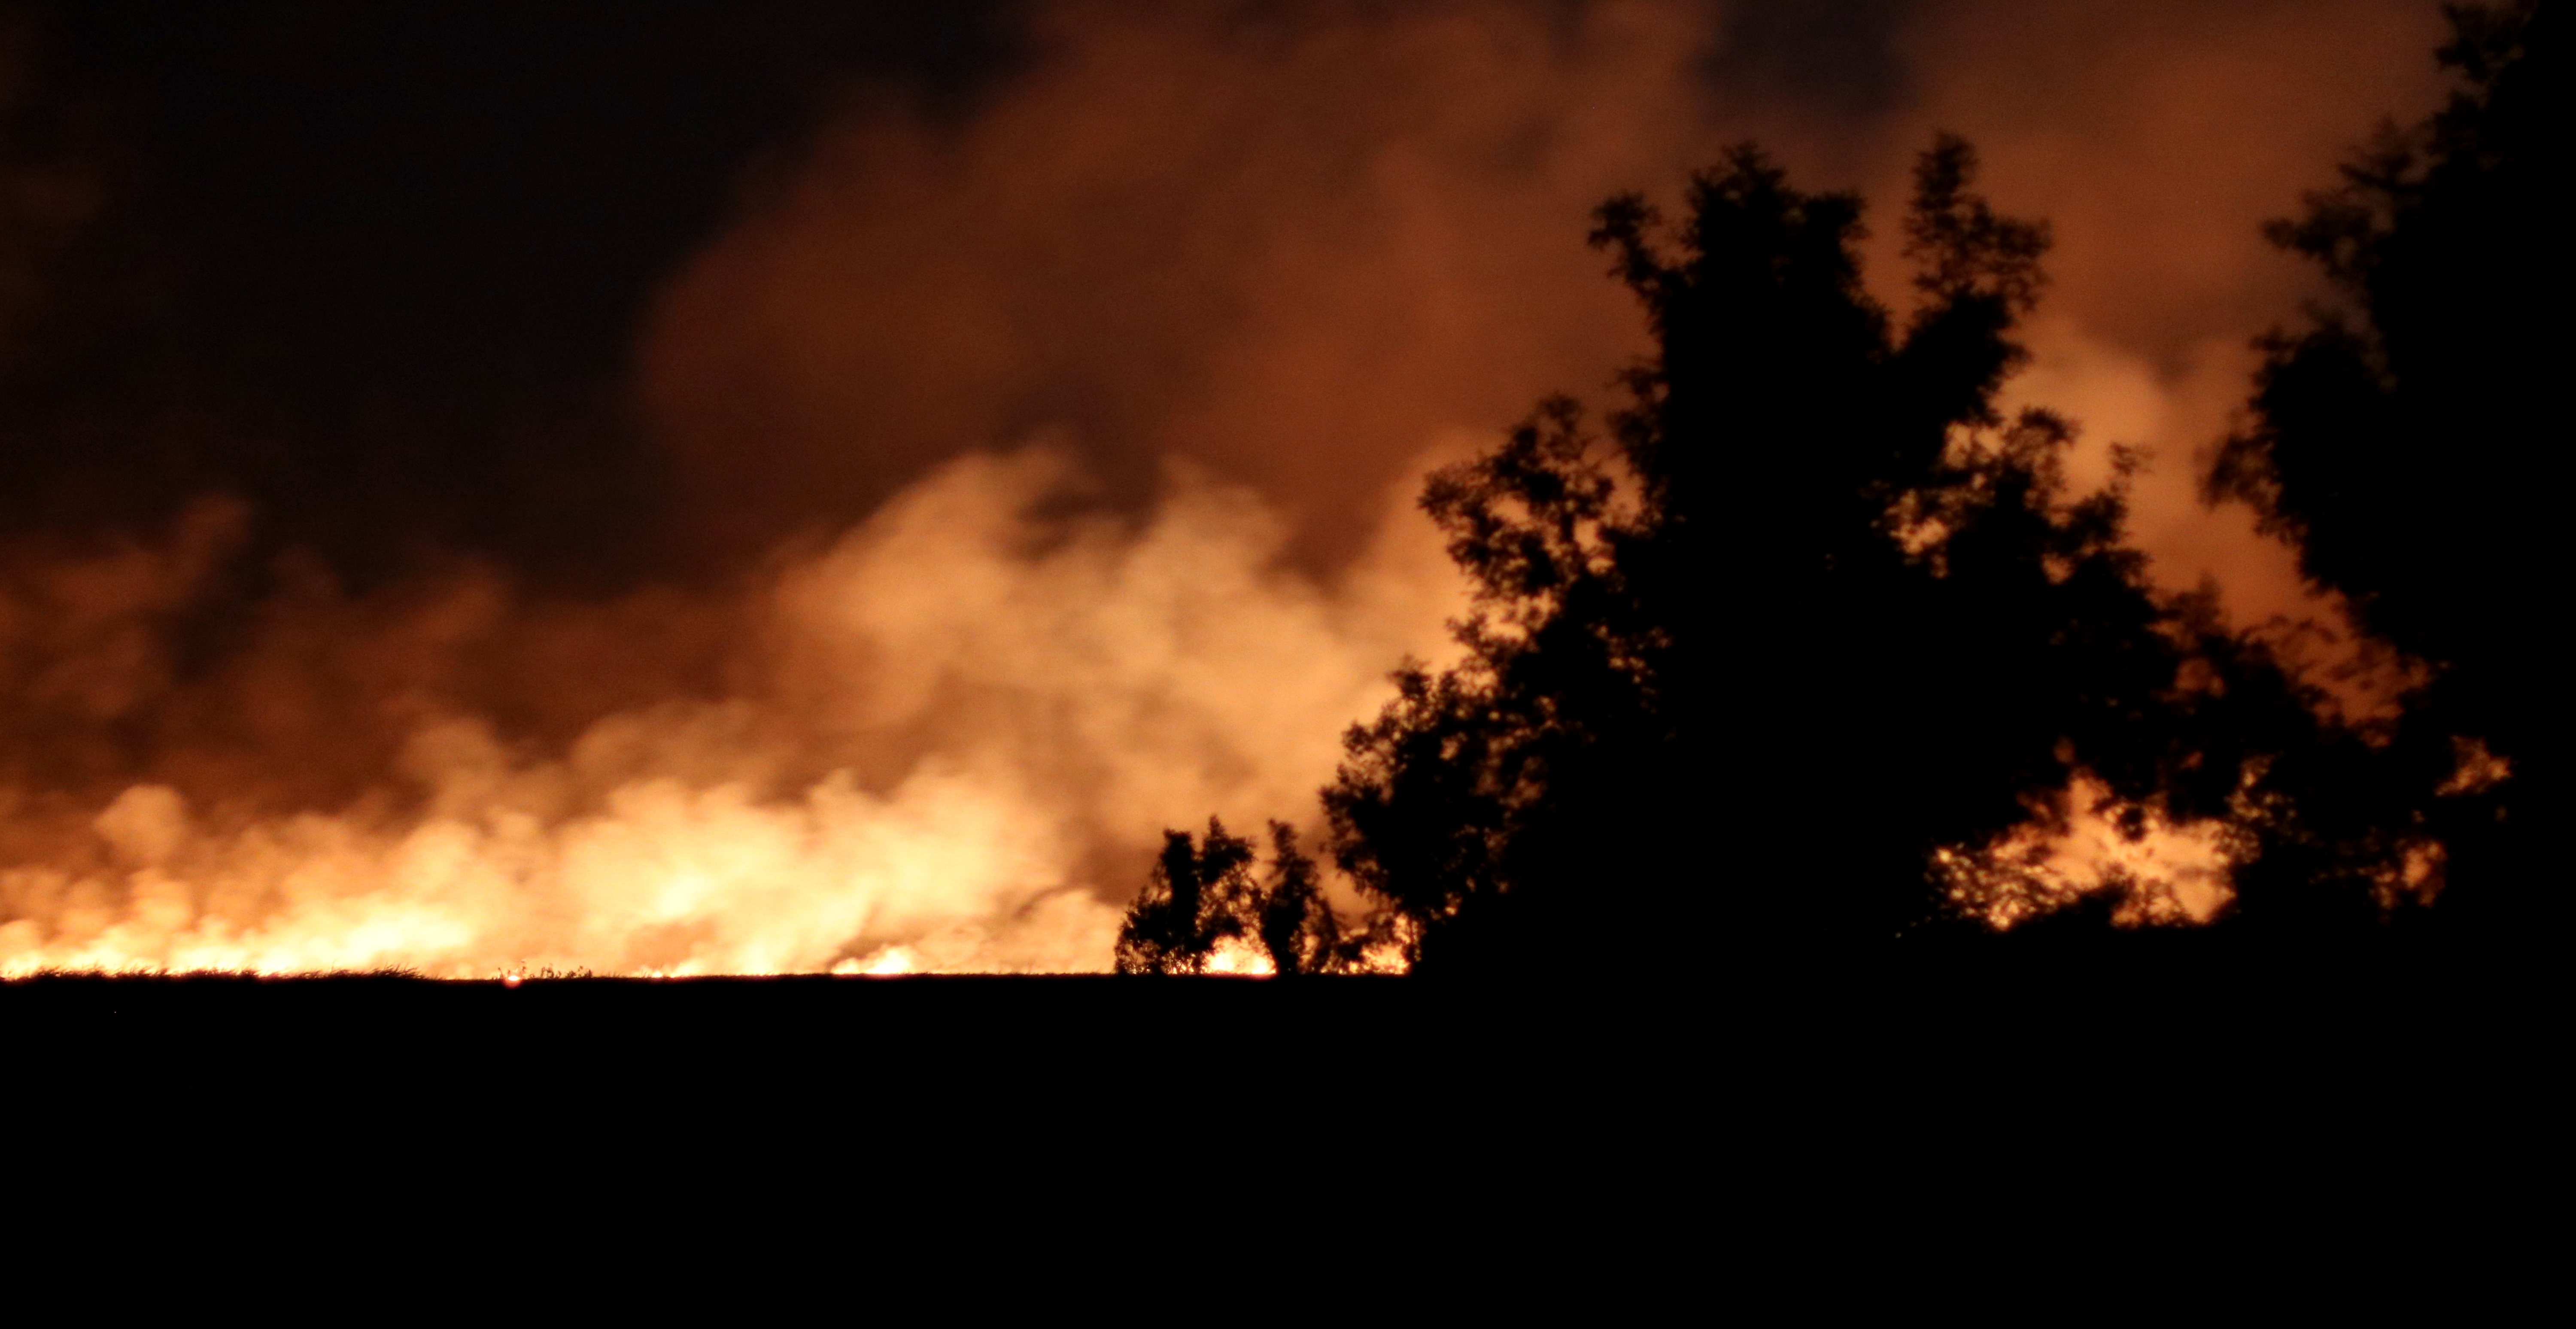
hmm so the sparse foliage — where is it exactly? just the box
[1115,819,1343,974]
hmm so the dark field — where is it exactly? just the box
[7,953,2544,1188]
[8,938,2541,1062]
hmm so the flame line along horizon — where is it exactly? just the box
[3,447,1470,977]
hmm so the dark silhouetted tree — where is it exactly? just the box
[2205,0,2561,936]
[1309,136,2265,970]
[1116,820,1254,975]
[1251,825,1341,977]
[1115,819,1341,974]
[1121,114,2495,972]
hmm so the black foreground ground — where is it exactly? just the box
[6,946,2549,1188]
[8,936,2547,1060]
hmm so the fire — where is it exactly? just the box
[0,449,1462,977]
[1202,939,1276,976]
[1,3,2454,970]
[1942,773,2241,929]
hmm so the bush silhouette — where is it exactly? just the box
[1115,820,1341,974]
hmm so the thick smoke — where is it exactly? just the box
[636,1,1712,567]
[1,450,1460,973]
[0,2,2458,970]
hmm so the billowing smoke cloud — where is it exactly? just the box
[0,1,2459,969]
[636,0,1718,567]
[1,448,1460,973]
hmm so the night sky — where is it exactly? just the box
[4,1,1916,591]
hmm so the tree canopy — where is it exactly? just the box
[1118,3,2557,970]
[2208,0,2560,939]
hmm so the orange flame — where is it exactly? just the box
[1,450,1464,976]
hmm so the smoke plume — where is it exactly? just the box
[0,1,2458,970]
